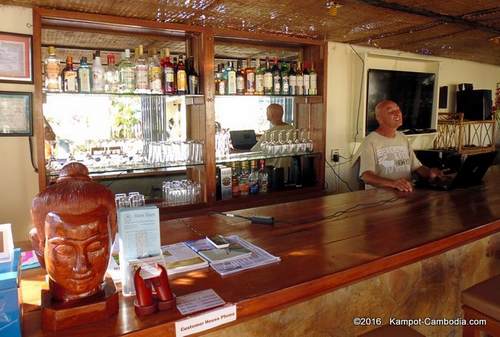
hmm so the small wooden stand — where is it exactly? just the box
[41,278,119,331]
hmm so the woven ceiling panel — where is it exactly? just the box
[2,0,500,65]
[397,29,500,65]
[385,0,500,17]
[42,28,186,53]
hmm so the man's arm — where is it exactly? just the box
[415,165,442,180]
[361,170,413,192]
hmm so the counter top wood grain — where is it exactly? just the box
[22,166,500,337]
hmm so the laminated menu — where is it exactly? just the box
[117,205,162,296]
[161,242,209,275]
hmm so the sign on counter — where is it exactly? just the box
[175,304,237,337]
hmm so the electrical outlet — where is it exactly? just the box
[331,149,340,162]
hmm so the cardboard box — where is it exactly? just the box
[217,165,232,200]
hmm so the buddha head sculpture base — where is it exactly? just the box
[31,162,117,304]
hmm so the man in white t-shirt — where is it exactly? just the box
[359,100,441,192]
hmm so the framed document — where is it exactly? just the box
[0,91,33,136]
[0,32,33,83]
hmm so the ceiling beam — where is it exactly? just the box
[360,0,500,35]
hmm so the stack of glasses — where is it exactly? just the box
[146,140,204,165]
[162,180,201,206]
[115,192,146,208]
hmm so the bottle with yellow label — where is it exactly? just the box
[176,55,187,94]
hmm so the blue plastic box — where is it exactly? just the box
[0,248,21,337]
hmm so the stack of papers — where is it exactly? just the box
[197,243,252,264]
[187,235,280,276]
[161,242,209,275]
[209,235,281,276]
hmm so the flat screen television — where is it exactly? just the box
[365,69,435,135]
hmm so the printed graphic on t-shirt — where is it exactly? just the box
[376,145,410,176]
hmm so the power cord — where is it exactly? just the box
[29,137,39,173]
[213,211,274,225]
[320,196,400,221]
[326,159,353,192]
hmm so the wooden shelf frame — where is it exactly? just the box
[32,7,328,212]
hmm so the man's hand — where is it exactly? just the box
[429,168,443,180]
[389,178,413,192]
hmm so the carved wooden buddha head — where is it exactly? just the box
[31,162,117,303]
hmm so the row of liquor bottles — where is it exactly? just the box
[217,160,269,200]
[43,45,200,95]
[215,58,318,96]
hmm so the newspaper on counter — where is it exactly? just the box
[209,235,280,276]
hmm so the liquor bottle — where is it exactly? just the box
[281,62,290,96]
[44,46,62,92]
[148,48,162,94]
[187,56,199,95]
[163,48,175,94]
[239,161,250,196]
[263,57,273,95]
[92,51,105,93]
[216,63,226,95]
[303,61,310,96]
[289,62,297,96]
[258,159,268,193]
[255,59,264,95]
[236,60,245,95]
[135,45,149,93]
[245,58,256,95]
[176,55,187,94]
[309,61,318,96]
[248,160,260,195]
[62,56,78,93]
[119,49,135,93]
[78,56,91,93]
[296,61,304,96]
[272,58,281,95]
[104,54,120,93]
[231,162,240,197]
[227,61,237,95]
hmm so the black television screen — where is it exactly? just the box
[365,69,435,134]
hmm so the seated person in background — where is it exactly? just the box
[251,103,294,152]
[359,100,441,192]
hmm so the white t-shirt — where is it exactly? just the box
[359,131,422,188]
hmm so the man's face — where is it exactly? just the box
[376,102,403,129]
[45,212,110,297]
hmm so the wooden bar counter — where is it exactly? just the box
[22,167,500,337]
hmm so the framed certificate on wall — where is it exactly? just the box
[0,32,33,83]
[0,91,33,136]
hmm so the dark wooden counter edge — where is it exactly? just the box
[119,218,500,337]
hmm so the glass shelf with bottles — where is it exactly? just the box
[46,139,205,178]
[43,45,201,96]
[214,57,318,96]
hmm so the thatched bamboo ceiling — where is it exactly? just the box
[2,0,500,65]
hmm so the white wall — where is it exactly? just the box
[325,42,500,193]
[0,5,38,242]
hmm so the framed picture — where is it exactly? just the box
[0,91,33,136]
[0,32,33,83]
